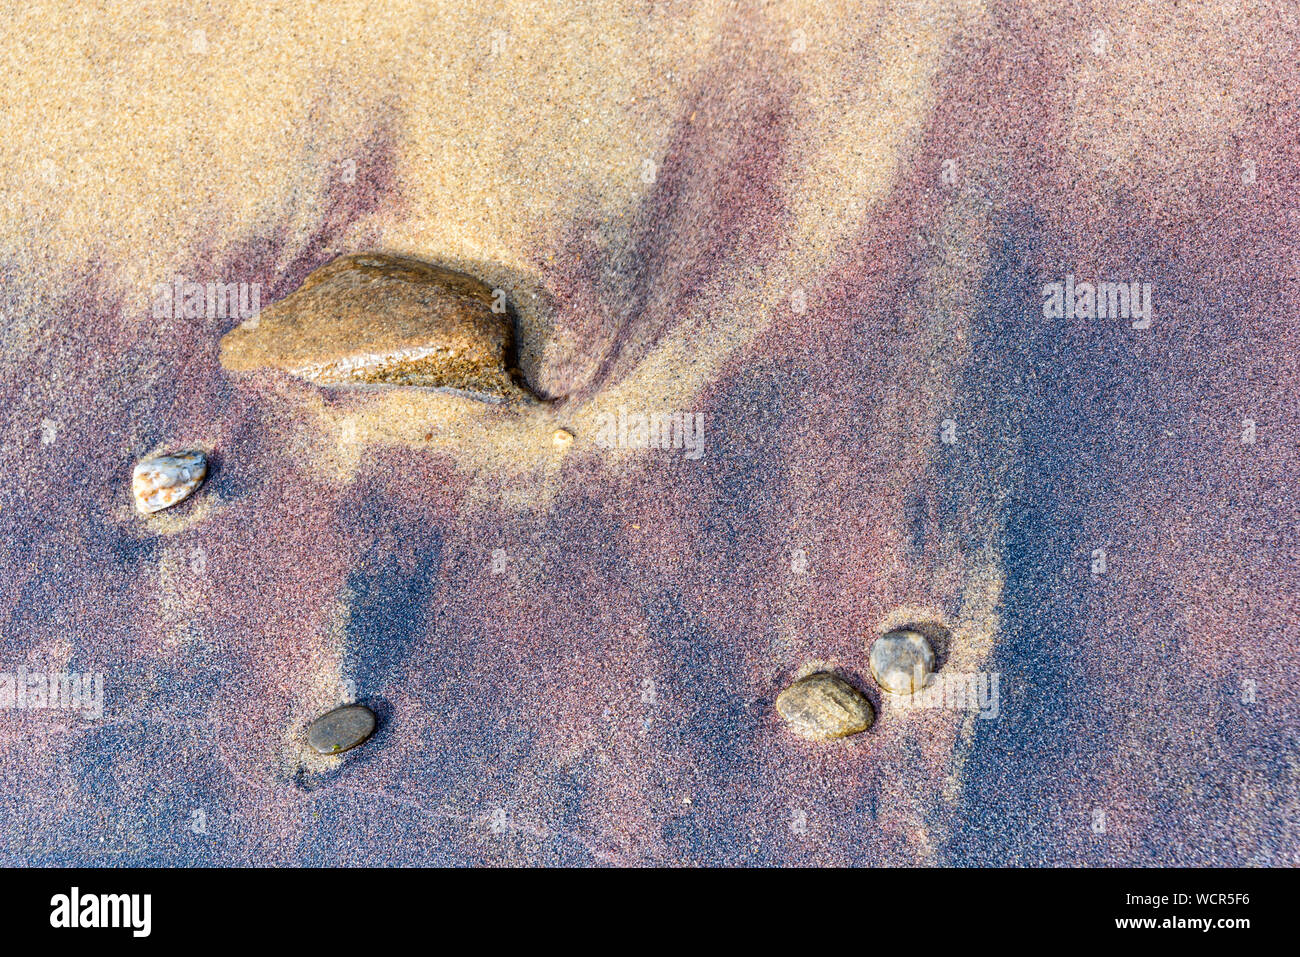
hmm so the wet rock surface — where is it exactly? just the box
[775,672,874,740]
[132,451,207,514]
[220,253,531,400]
[868,629,936,695]
[305,704,377,755]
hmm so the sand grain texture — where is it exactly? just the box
[0,0,1295,866]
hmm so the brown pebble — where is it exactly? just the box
[220,253,531,400]
[775,672,874,741]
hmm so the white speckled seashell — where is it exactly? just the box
[132,451,207,514]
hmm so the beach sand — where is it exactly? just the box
[0,0,1296,864]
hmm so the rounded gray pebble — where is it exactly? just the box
[869,629,936,694]
[306,704,377,755]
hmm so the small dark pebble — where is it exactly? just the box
[306,704,377,755]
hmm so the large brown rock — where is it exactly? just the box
[220,253,530,400]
